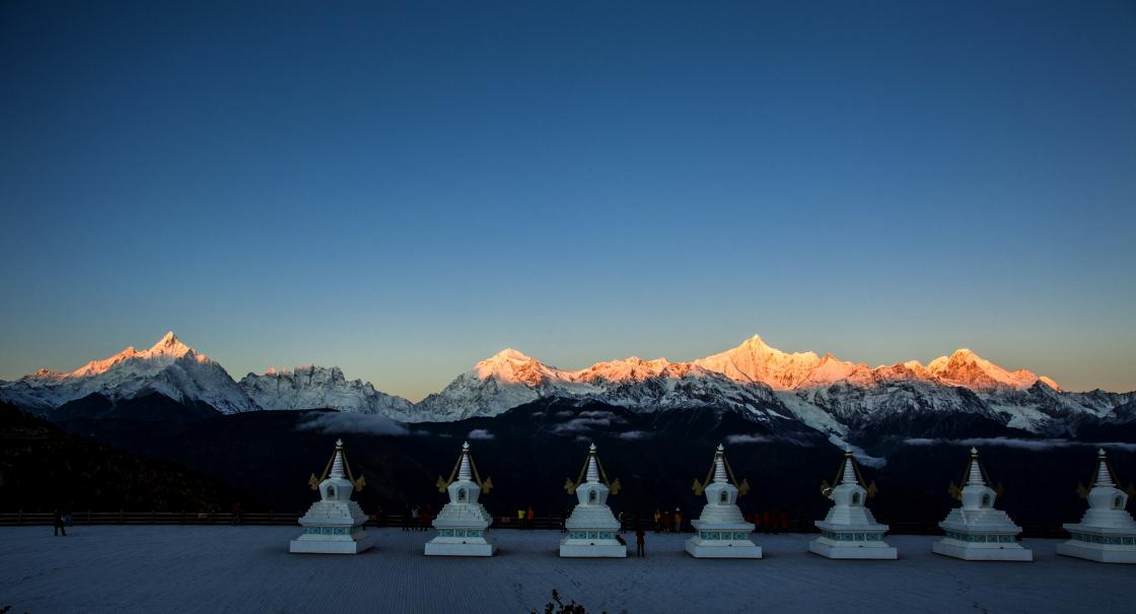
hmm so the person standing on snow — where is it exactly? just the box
[53,508,66,537]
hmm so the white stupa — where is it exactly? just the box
[932,448,1031,561]
[809,450,896,559]
[424,441,496,557]
[1057,449,1136,563]
[290,439,374,554]
[685,444,761,558]
[559,443,627,558]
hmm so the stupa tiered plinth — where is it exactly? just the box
[932,448,1031,561]
[685,444,761,559]
[559,444,627,558]
[425,441,496,557]
[809,450,896,560]
[1057,449,1136,564]
[290,439,373,554]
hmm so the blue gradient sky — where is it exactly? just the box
[2,1,1134,398]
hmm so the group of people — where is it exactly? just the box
[650,508,685,533]
[749,510,792,533]
[512,506,536,528]
[52,509,71,536]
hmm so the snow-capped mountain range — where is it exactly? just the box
[0,332,255,413]
[1,332,1132,443]
[691,335,1061,391]
[414,349,785,422]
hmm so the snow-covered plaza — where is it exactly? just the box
[1,526,1132,613]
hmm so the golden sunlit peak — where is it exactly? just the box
[475,347,544,372]
[483,348,536,363]
[744,333,770,347]
[148,331,193,356]
[472,347,561,386]
[156,330,181,345]
[927,347,1059,391]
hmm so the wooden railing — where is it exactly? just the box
[0,511,302,526]
[0,512,570,529]
[0,511,1069,537]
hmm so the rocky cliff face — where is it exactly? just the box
[238,365,413,417]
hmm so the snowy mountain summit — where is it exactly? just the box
[0,331,256,413]
[416,349,594,421]
[693,335,1058,392]
[926,348,1060,391]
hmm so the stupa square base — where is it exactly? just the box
[684,536,762,558]
[1057,540,1136,564]
[424,538,495,557]
[808,537,896,560]
[289,535,373,554]
[932,539,1032,561]
[559,539,627,558]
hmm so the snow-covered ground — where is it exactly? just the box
[1,527,1131,613]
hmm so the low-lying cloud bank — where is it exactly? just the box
[552,416,619,434]
[296,412,409,436]
[904,437,1136,452]
[467,428,495,440]
[726,434,773,444]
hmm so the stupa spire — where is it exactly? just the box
[330,438,345,479]
[841,449,858,485]
[1093,448,1115,487]
[713,444,728,483]
[966,447,985,486]
[458,441,472,481]
[586,443,600,483]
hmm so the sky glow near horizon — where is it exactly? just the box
[1,2,1134,399]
